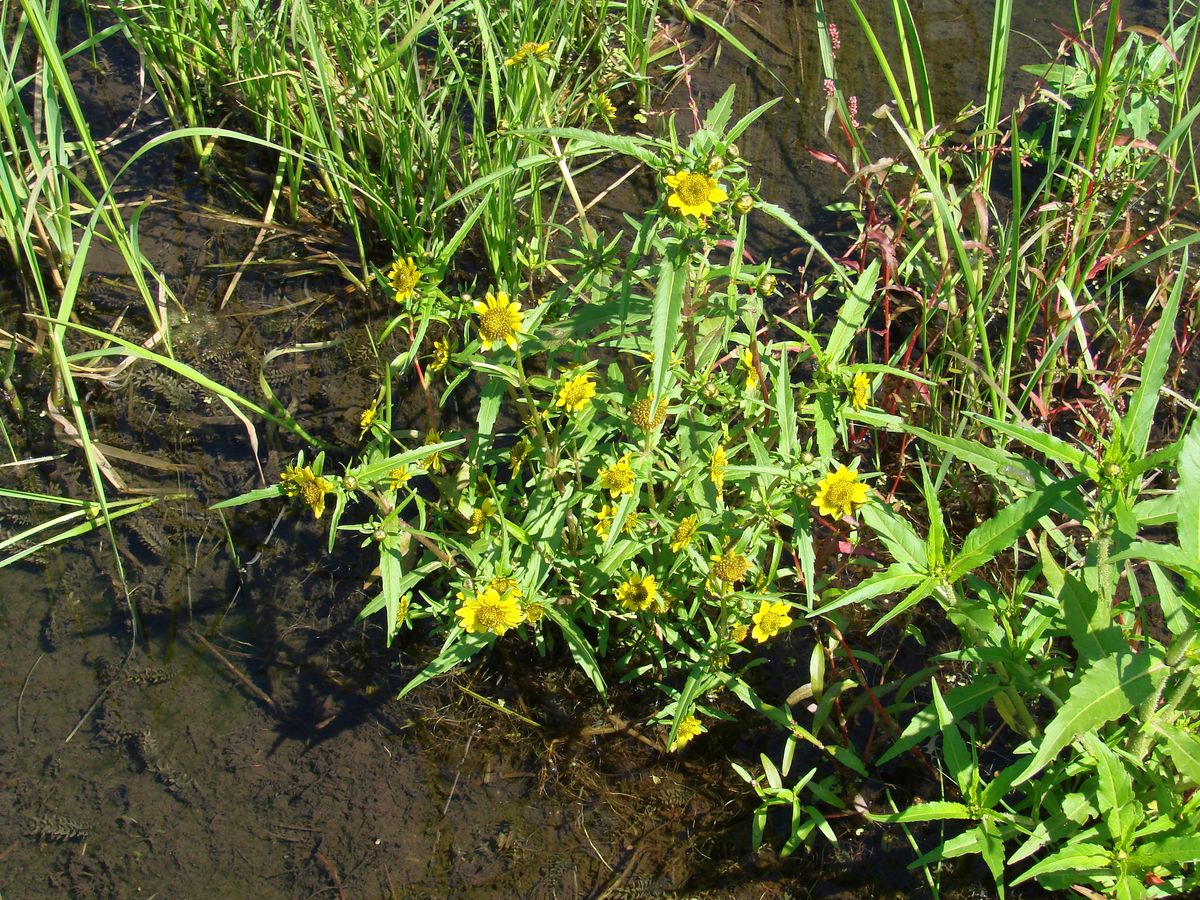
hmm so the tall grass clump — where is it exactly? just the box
[102,0,667,289]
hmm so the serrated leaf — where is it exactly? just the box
[946,477,1083,582]
[1177,424,1200,565]
[1127,834,1200,869]
[825,260,879,366]
[396,631,491,699]
[1124,259,1184,458]
[879,676,1002,764]
[867,575,939,634]
[1151,721,1200,785]
[650,248,687,404]
[869,800,974,823]
[809,565,925,617]
[1060,574,1126,664]
[1011,843,1112,885]
[966,412,1089,469]
[543,602,606,698]
[1014,652,1166,785]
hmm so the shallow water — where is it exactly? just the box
[1,0,1176,895]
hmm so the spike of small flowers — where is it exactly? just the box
[851,371,871,411]
[670,714,704,751]
[388,257,421,303]
[664,171,728,219]
[598,454,635,498]
[473,291,525,352]
[455,587,524,636]
[751,600,793,642]
[556,372,597,414]
[813,464,870,519]
[616,571,657,612]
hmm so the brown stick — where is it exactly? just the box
[186,628,277,712]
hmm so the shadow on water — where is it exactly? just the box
[1,1,1174,896]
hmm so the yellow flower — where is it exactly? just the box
[670,714,704,751]
[851,371,871,411]
[623,509,640,534]
[710,548,751,586]
[709,444,727,490]
[813,464,870,519]
[616,571,657,612]
[387,466,412,490]
[741,348,759,390]
[593,503,615,539]
[729,623,749,643]
[510,437,533,477]
[598,454,635,498]
[669,514,698,552]
[664,171,728,218]
[751,600,793,642]
[467,498,498,535]
[523,602,545,625]
[504,40,551,66]
[388,256,421,303]
[631,394,668,430]
[594,93,617,122]
[556,372,596,413]
[430,338,450,372]
[396,594,411,625]
[473,291,525,352]
[359,397,380,439]
[279,464,332,519]
[455,587,524,636]
[420,430,446,474]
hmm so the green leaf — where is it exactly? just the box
[543,603,606,698]
[1112,541,1200,577]
[1151,721,1200,785]
[1015,651,1167,785]
[209,484,285,510]
[1084,734,1137,844]
[860,501,928,571]
[869,800,974,823]
[1177,424,1200,566]
[825,260,879,366]
[809,565,925,617]
[1132,493,1178,526]
[1123,257,1184,458]
[477,376,504,437]
[932,680,974,799]
[1012,843,1112,885]
[966,412,1088,470]
[867,575,939,634]
[1127,834,1200,869]
[946,477,1083,582]
[1061,574,1126,664]
[396,631,491,699]
[879,675,1002,765]
[650,247,687,405]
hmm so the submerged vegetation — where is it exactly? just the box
[3,0,1200,893]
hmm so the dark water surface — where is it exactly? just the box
[1,1,1173,895]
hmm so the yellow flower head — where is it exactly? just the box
[709,444,728,490]
[523,602,545,625]
[741,348,759,390]
[388,257,421,303]
[851,371,871,411]
[556,372,597,414]
[486,576,523,603]
[430,338,451,372]
[359,397,380,439]
[473,291,525,352]
[595,93,617,122]
[387,466,412,490]
[631,394,668,430]
[280,464,332,519]
[664,171,728,218]
[751,600,793,643]
[421,430,446,474]
[669,514,699,552]
[504,40,551,66]
[466,498,498,535]
[598,454,636,498]
[616,571,657,612]
[813,464,870,519]
[455,587,524,636]
[710,548,751,586]
[670,714,704,751]
[510,437,533,477]
[729,622,749,643]
[593,503,616,539]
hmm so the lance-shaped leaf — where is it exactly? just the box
[1014,651,1167,785]
[945,477,1083,583]
[1177,424,1200,567]
[1124,258,1184,459]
